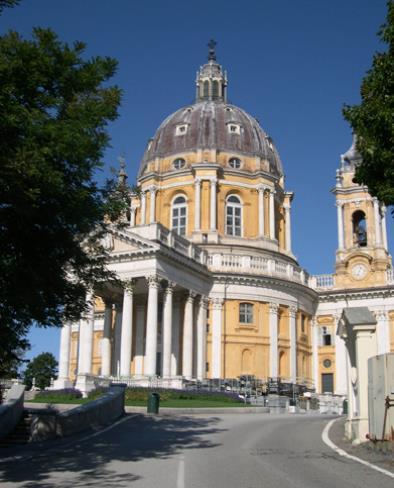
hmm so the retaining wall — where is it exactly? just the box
[30,386,125,442]
[0,384,25,440]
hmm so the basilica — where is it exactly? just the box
[55,46,394,396]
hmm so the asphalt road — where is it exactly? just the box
[0,413,392,487]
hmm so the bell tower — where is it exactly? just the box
[333,136,391,289]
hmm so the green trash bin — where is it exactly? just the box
[147,392,160,414]
[342,398,348,415]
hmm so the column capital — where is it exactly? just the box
[186,290,197,303]
[195,177,202,186]
[283,203,291,211]
[269,302,279,314]
[269,188,276,195]
[199,296,209,308]
[374,310,388,321]
[149,185,157,194]
[210,178,217,187]
[211,297,224,310]
[147,275,160,289]
[289,306,297,318]
[164,280,176,293]
[257,184,266,194]
[336,201,343,208]
[140,189,146,197]
[123,279,136,293]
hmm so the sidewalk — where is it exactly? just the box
[328,416,394,473]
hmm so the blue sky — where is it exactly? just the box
[1,0,391,364]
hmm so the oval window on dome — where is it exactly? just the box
[173,158,186,170]
[228,157,242,169]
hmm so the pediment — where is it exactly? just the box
[103,227,159,254]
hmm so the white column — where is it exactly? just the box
[101,301,112,377]
[269,190,275,239]
[194,178,201,231]
[120,282,134,377]
[284,204,292,252]
[312,318,319,391]
[289,307,297,383]
[210,179,217,231]
[78,291,95,374]
[140,190,146,225]
[211,298,223,378]
[113,303,122,377]
[54,323,72,388]
[373,198,382,246]
[197,297,208,380]
[130,205,136,227]
[171,299,180,376]
[381,205,388,251]
[376,311,389,354]
[144,275,159,376]
[149,186,157,224]
[182,292,195,379]
[336,202,344,249]
[134,304,145,376]
[258,186,265,237]
[162,282,175,378]
[269,303,279,378]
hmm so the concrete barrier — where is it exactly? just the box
[0,384,25,440]
[30,386,125,442]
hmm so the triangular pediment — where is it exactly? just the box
[104,227,160,254]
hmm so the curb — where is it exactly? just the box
[322,417,394,479]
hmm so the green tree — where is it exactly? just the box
[343,1,394,206]
[24,352,58,390]
[0,0,20,13]
[0,28,124,372]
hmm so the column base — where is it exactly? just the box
[53,378,73,390]
[75,374,96,398]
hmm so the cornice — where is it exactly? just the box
[317,285,394,302]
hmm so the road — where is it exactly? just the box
[0,412,392,487]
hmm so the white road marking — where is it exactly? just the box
[177,454,185,488]
[322,417,394,479]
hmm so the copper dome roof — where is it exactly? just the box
[139,101,283,177]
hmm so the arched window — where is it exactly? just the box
[212,80,219,99]
[203,80,209,99]
[226,195,242,236]
[352,210,367,246]
[239,303,253,324]
[172,195,187,236]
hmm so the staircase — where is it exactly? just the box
[0,410,32,447]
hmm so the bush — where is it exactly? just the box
[35,388,82,400]
[124,387,243,403]
[87,386,108,400]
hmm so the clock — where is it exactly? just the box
[351,263,367,279]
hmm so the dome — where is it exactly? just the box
[139,101,283,177]
[138,48,283,179]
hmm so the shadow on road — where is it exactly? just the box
[0,413,225,487]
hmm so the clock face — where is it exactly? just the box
[351,263,367,279]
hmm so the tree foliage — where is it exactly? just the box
[0,0,20,13]
[343,1,394,206]
[0,28,124,370]
[24,352,58,390]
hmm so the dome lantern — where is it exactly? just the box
[195,40,228,103]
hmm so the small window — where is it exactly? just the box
[175,124,188,136]
[352,210,367,247]
[173,158,186,170]
[322,326,332,346]
[228,124,241,134]
[239,303,253,324]
[228,157,241,169]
